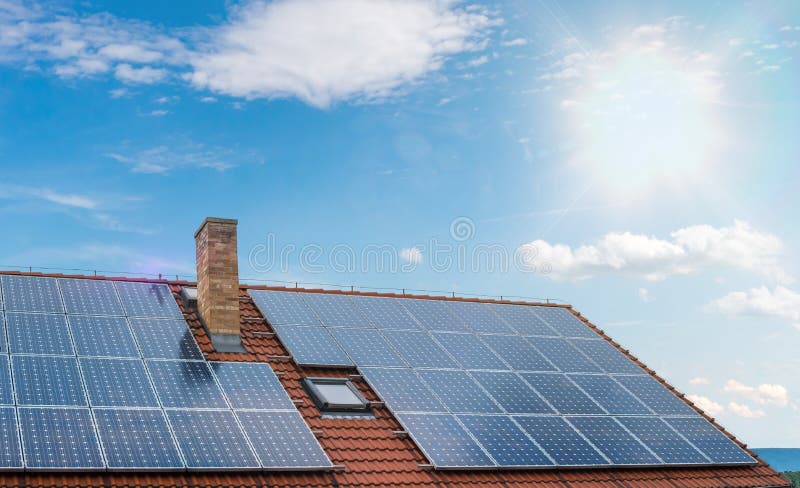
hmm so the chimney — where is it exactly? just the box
[195,217,245,353]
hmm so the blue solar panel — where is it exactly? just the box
[146,360,229,409]
[300,293,372,328]
[418,369,502,414]
[432,332,508,370]
[401,299,467,332]
[328,328,406,367]
[129,318,203,360]
[568,374,651,415]
[236,410,333,468]
[80,358,159,407]
[490,303,557,337]
[0,356,12,405]
[470,371,553,414]
[520,373,604,414]
[6,312,74,355]
[569,338,645,374]
[382,331,459,369]
[94,408,184,469]
[58,278,124,316]
[480,334,556,372]
[0,315,5,353]
[249,290,321,326]
[351,295,421,330]
[115,282,182,318]
[12,355,87,406]
[447,301,514,334]
[665,417,756,464]
[515,416,609,466]
[617,416,709,464]
[69,315,139,358]
[272,325,353,367]
[211,361,295,410]
[18,407,104,469]
[166,410,260,469]
[528,337,601,373]
[0,275,64,313]
[459,415,553,467]
[0,407,22,468]
[360,367,445,413]
[569,416,660,465]
[531,306,599,339]
[396,413,493,468]
[614,375,698,416]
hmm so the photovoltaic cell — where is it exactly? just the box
[351,296,421,330]
[18,407,104,469]
[459,414,553,467]
[0,315,5,353]
[569,416,659,465]
[665,417,756,464]
[146,360,229,409]
[236,411,333,468]
[272,326,353,367]
[80,358,158,408]
[432,332,508,371]
[515,416,608,466]
[166,410,260,469]
[568,374,651,415]
[447,301,514,335]
[531,306,598,339]
[12,355,87,406]
[0,356,12,405]
[382,331,459,369]
[520,373,604,415]
[129,318,203,360]
[617,416,709,464]
[396,413,493,468]
[0,407,22,468]
[300,293,372,328]
[470,371,553,414]
[249,290,321,326]
[480,334,556,372]
[614,375,699,416]
[94,408,183,469]
[418,369,502,414]
[58,278,124,316]
[69,315,139,358]
[527,337,601,373]
[360,367,445,413]
[401,299,467,332]
[6,312,74,356]
[210,362,294,410]
[0,275,64,313]
[328,328,406,367]
[491,303,557,337]
[115,281,182,319]
[569,339,645,375]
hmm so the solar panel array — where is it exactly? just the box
[0,275,332,471]
[250,289,756,470]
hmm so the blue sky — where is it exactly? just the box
[1,0,799,447]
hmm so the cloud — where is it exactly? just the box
[728,402,766,418]
[105,142,245,174]
[706,286,800,321]
[146,109,169,117]
[638,287,653,303]
[0,184,98,209]
[400,247,423,265]
[686,395,724,416]
[517,220,790,282]
[114,63,167,84]
[724,379,789,406]
[465,55,489,67]
[690,377,710,385]
[502,37,527,47]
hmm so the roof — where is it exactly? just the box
[0,270,791,488]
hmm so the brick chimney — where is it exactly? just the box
[195,217,244,352]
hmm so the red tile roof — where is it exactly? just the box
[0,271,791,488]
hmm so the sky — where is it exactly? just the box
[0,0,799,447]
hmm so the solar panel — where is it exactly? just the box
[146,360,229,409]
[12,355,87,406]
[568,416,660,465]
[490,303,557,337]
[480,334,556,372]
[617,416,709,464]
[531,306,599,339]
[470,371,553,414]
[665,417,756,464]
[129,318,204,360]
[0,275,64,313]
[418,369,502,414]
[568,374,651,415]
[0,407,22,468]
[166,410,260,469]
[396,413,493,468]
[569,338,645,375]
[272,325,353,367]
[0,315,5,353]
[447,301,514,334]
[0,356,12,406]
[432,332,508,371]
[401,299,467,332]
[18,407,104,469]
[360,367,445,413]
[328,328,406,367]
[458,414,553,467]
[515,416,609,466]
[249,290,321,326]
[211,362,295,410]
[80,358,159,408]
[300,293,372,328]
[351,295,421,330]
[614,375,698,416]
[69,315,139,358]
[58,278,124,316]
[94,408,184,469]
[6,312,74,356]
[520,373,604,414]
[527,337,601,373]
[382,330,459,369]
[115,281,183,319]
[236,411,333,468]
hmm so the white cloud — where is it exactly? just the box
[502,37,527,47]
[465,55,488,67]
[728,402,766,418]
[0,184,98,209]
[108,87,129,98]
[199,96,217,103]
[114,63,167,84]
[724,379,789,406]
[400,247,423,265]
[690,377,710,385]
[686,395,724,416]
[105,142,242,174]
[638,287,653,303]
[146,109,169,117]
[706,286,800,321]
[728,38,744,46]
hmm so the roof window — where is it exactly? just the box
[302,377,372,416]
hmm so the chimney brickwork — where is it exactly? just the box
[195,217,240,336]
